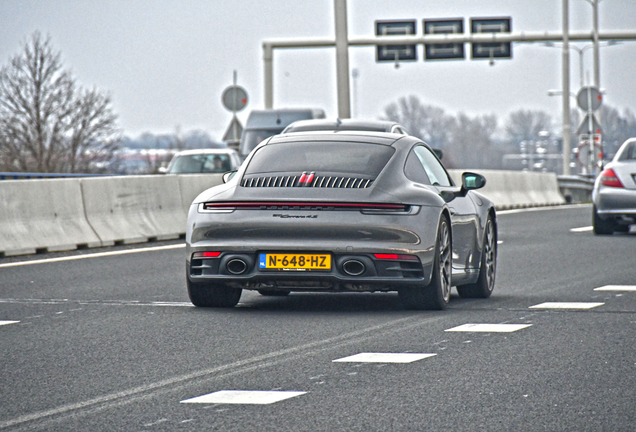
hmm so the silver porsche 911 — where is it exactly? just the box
[185,131,497,310]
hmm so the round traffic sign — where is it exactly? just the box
[222,86,248,112]
[577,86,602,111]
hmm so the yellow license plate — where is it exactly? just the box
[259,253,331,271]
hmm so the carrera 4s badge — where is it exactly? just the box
[273,214,318,219]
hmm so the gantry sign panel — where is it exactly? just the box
[423,19,464,60]
[471,17,512,60]
[375,20,417,62]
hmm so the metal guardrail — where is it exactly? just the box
[0,172,118,180]
[557,175,595,203]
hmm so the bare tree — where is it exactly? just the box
[598,105,636,157]
[504,109,552,144]
[383,95,453,149]
[0,32,120,173]
[383,95,429,137]
[447,113,500,169]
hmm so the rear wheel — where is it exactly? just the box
[457,216,497,299]
[187,279,242,308]
[593,205,614,235]
[258,289,291,296]
[399,216,452,310]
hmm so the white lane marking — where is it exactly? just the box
[445,323,532,333]
[0,320,20,326]
[143,418,168,427]
[181,390,306,405]
[333,352,437,363]
[570,226,593,232]
[595,285,636,292]
[497,241,504,245]
[497,204,589,215]
[529,302,604,309]
[0,244,185,269]
[0,314,438,429]
[0,298,193,307]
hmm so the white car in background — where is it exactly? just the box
[166,149,241,174]
[592,137,636,234]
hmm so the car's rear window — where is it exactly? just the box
[245,141,395,176]
[618,142,636,161]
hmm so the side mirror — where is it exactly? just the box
[462,172,486,190]
[433,148,443,160]
[222,170,237,183]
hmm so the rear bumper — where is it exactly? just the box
[187,251,432,292]
[186,202,442,290]
[593,185,636,220]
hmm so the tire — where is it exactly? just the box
[593,205,614,235]
[187,278,242,308]
[614,224,630,233]
[457,216,497,299]
[258,289,291,296]
[399,216,452,310]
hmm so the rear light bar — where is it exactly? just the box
[201,202,409,212]
[374,253,419,261]
[193,252,221,258]
[600,168,624,188]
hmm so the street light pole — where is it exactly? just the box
[562,0,572,176]
[586,0,602,88]
[334,0,351,119]
[543,42,586,88]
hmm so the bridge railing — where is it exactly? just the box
[0,172,118,180]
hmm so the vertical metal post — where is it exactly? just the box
[562,0,571,175]
[351,68,359,118]
[577,49,584,88]
[263,43,274,109]
[592,0,601,88]
[232,70,239,140]
[334,0,351,119]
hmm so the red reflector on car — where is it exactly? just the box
[193,252,221,258]
[374,253,418,261]
[299,172,315,184]
[600,168,624,188]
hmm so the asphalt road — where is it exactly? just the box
[1,204,634,431]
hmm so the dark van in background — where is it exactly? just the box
[238,108,325,161]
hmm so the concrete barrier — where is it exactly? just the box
[0,179,101,256]
[80,175,186,246]
[0,170,566,257]
[176,174,224,211]
[448,169,565,210]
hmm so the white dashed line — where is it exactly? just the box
[181,390,306,405]
[497,204,588,215]
[0,320,20,326]
[529,302,604,309]
[0,298,192,308]
[570,226,593,232]
[445,323,532,333]
[333,353,437,363]
[0,244,185,269]
[594,285,636,292]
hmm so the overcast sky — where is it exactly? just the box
[1,0,635,140]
